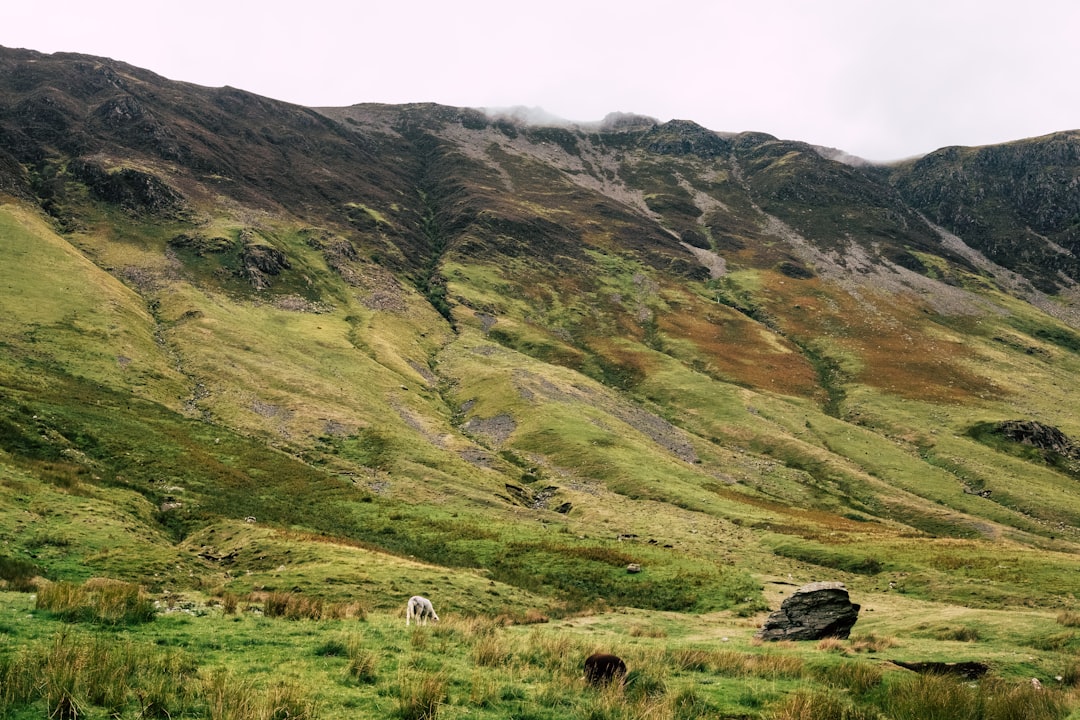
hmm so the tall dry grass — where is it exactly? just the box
[0,631,197,719]
[36,578,155,625]
[395,671,448,720]
[884,674,1067,720]
[201,669,318,720]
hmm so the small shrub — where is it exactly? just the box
[520,631,577,675]
[221,592,239,615]
[264,592,291,618]
[284,594,323,620]
[981,677,1067,720]
[133,671,183,720]
[452,615,501,639]
[464,671,500,709]
[410,629,430,650]
[1056,610,1080,627]
[201,669,257,720]
[0,632,195,720]
[0,647,36,707]
[714,647,804,677]
[878,674,1066,720]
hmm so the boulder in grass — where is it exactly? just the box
[755,581,860,641]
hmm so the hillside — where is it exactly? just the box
[2,44,1080,716]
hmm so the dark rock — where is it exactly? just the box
[997,420,1078,458]
[755,581,860,641]
[169,233,235,255]
[69,159,186,216]
[239,237,291,289]
[777,261,816,279]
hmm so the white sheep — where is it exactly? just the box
[405,595,439,626]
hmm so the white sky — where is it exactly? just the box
[3,0,1078,161]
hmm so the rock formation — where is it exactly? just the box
[755,581,860,641]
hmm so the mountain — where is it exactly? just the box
[2,44,1080,623]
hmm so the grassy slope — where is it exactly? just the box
[4,111,1080,717]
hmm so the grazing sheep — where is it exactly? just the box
[406,595,439,626]
[583,653,627,686]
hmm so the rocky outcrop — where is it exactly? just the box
[755,581,860,641]
[997,420,1078,458]
[69,159,186,216]
[239,232,291,289]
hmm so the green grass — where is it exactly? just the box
[3,591,1079,719]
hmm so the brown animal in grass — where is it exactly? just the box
[583,653,627,686]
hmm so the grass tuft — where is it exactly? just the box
[395,671,448,720]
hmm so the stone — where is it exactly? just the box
[755,581,860,641]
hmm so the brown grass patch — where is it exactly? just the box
[849,633,899,653]
[657,297,822,398]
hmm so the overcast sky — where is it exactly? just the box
[3,0,1078,161]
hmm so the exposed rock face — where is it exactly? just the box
[755,581,860,641]
[997,420,1078,458]
[240,238,291,289]
[69,159,186,216]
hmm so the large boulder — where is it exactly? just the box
[755,581,860,641]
